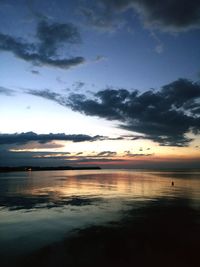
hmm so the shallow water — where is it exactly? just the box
[0,169,200,265]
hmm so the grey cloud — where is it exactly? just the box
[0,21,85,69]
[10,141,65,150]
[0,86,15,96]
[26,89,63,104]
[82,0,200,32]
[0,149,124,167]
[0,132,107,145]
[37,20,81,56]
[125,153,153,157]
[97,151,117,157]
[72,81,85,91]
[132,0,200,32]
[67,79,200,146]
[76,152,83,155]
[74,158,124,163]
[24,79,200,146]
[79,6,117,31]
[31,70,40,75]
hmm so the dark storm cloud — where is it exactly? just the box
[67,79,200,146]
[0,86,15,95]
[82,0,200,32]
[0,20,85,69]
[0,132,106,145]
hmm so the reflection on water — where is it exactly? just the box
[0,169,200,266]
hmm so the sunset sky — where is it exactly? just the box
[0,0,200,168]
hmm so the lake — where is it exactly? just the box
[0,169,200,267]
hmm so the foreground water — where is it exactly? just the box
[0,169,200,266]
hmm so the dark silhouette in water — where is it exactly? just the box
[171,181,174,186]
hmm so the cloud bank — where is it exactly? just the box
[67,79,200,146]
[27,79,200,146]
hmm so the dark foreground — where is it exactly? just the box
[10,197,200,267]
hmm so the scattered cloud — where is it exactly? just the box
[125,153,153,157]
[31,70,40,75]
[37,20,81,55]
[94,55,107,62]
[56,77,67,84]
[76,152,83,155]
[79,4,125,32]
[96,151,117,157]
[0,20,85,69]
[72,81,85,91]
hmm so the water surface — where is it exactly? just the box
[0,169,200,266]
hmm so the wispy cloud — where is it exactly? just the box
[0,86,15,96]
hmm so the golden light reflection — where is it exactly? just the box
[18,170,196,202]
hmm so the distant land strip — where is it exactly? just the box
[0,166,101,172]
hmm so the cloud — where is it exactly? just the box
[0,149,124,167]
[72,81,85,91]
[26,89,63,104]
[10,141,65,150]
[0,21,85,69]
[79,1,128,32]
[26,0,54,22]
[94,55,107,62]
[81,0,200,32]
[125,153,153,157]
[37,20,81,56]
[0,86,15,96]
[132,0,200,32]
[66,79,200,146]
[97,151,117,157]
[0,132,107,145]
[31,70,40,75]
[24,79,200,146]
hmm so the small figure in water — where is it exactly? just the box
[171,181,174,186]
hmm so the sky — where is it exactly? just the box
[0,0,200,168]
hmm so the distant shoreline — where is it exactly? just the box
[0,166,101,172]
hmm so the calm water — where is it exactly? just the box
[0,169,200,265]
